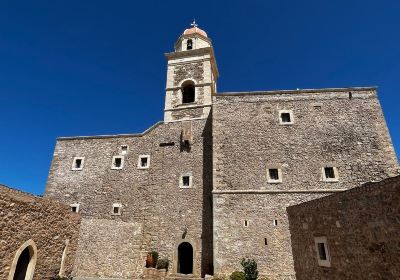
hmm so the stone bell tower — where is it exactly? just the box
[164,21,219,122]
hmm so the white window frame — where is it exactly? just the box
[111,156,124,170]
[71,157,85,171]
[243,220,250,228]
[314,236,331,267]
[70,203,80,213]
[121,145,129,155]
[266,167,283,183]
[112,203,122,216]
[322,166,339,182]
[278,110,294,125]
[179,172,193,188]
[137,155,150,169]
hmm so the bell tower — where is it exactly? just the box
[164,21,219,122]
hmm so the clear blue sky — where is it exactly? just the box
[0,0,399,195]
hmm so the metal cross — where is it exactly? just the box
[191,19,198,28]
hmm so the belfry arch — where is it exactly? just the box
[8,239,37,280]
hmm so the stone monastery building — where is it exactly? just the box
[43,24,399,280]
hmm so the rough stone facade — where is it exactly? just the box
[45,118,213,279]
[42,25,399,280]
[287,175,400,280]
[0,184,81,280]
[212,89,399,279]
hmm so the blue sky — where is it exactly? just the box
[0,0,399,195]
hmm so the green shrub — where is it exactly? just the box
[150,251,159,265]
[156,257,169,270]
[230,271,245,280]
[241,258,258,280]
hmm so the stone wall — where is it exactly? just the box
[45,118,213,278]
[287,175,400,280]
[212,88,399,279]
[0,184,81,280]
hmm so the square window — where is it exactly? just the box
[70,203,80,213]
[71,157,84,171]
[137,155,150,169]
[267,167,282,183]
[180,173,193,188]
[314,236,331,267]
[279,110,294,125]
[322,166,339,182]
[112,203,122,215]
[111,156,124,169]
[121,145,128,155]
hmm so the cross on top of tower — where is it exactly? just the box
[191,19,198,28]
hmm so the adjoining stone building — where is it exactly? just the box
[43,23,399,280]
[0,184,81,280]
[287,175,400,280]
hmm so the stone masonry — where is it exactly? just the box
[0,184,81,280]
[287,175,400,280]
[43,24,399,280]
[212,89,399,279]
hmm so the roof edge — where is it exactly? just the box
[216,86,377,97]
[57,121,164,141]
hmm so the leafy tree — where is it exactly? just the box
[241,258,258,280]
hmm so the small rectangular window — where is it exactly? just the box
[322,166,339,182]
[111,156,124,170]
[267,167,282,183]
[112,203,122,215]
[71,157,84,171]
[269,169,279,180]
[264,238,268,245]
[138,155,150,169]
[70,203,80,213]
[121,145,128,155]
[273,219,278,226]
[244,220,249,227]
[180,173,192,188]
[279,110,294,125]
[314,236,331,267]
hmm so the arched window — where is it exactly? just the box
[181,81,195,104]
[8,240,37,280]
[186,39,193,50]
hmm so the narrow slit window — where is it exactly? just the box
[182,176,190,187]
[264,238,268,245]
[314,236,331,267]
[244,220,249,227]
[273,219,278,226]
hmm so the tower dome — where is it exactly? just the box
[175,20,211,52]
[183,26,208,38]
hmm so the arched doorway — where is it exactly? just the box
[8,240,37,280]
[177,242,193,274]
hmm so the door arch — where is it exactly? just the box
[177,242,193,274]
[8,239,37,280]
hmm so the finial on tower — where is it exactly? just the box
[191,19,198,28]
